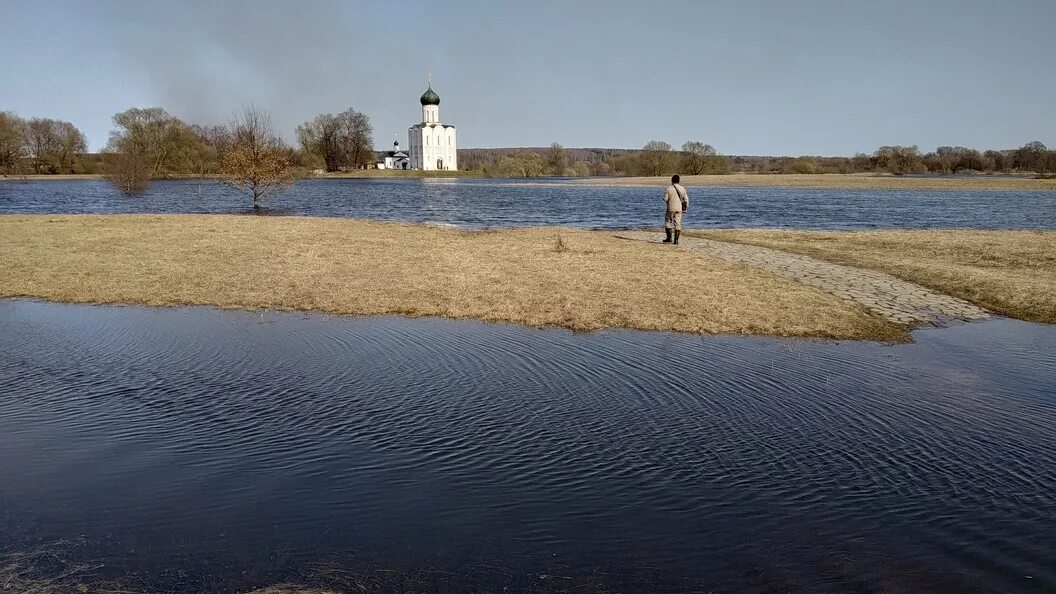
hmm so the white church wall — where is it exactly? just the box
[406,130,414,170]
[448,129,457,170]
[405,83,457,171]
[406,125,457,170]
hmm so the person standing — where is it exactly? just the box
[662,174,688,244]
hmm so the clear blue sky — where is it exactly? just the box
[2,0,1053,155]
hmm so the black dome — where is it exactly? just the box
[420,84,440,106]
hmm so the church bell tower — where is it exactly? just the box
[421,73,440,124]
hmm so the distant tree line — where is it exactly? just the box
[459,140,732,178]
[459,140,1055,178]
[0,112,88,174]
[459,146,632,177]
[1,105,380,205]
[4,106,1055,183]
[730,142,1056,176]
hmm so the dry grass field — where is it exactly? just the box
[0,214,903,340]
[576,173,1056,191]
[688,229,1056,324]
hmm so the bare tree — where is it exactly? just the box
[23,119,59,173]
[680,141,717,175]
[639,140,674,176]
[297,108,374,172]
[105,151,151,194]
[874,145,925,175]
[187,124,224,176]
[106,107,204,177]
[218,106,295,209]
[16,118,87,174]
[849,153,873,172]
[934,146,957,173]
[983,150,1008,172]
[336,108,374,170]
[297,113,341,171]
[546,142,567,176]
[185,124,225,196]
[0,112,27,175]
[55,122,87,173]
[1013,141,1048,173]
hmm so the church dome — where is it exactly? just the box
[420,84,440,106]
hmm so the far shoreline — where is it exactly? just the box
[571,172,1056,191]
[4,172,1054,190]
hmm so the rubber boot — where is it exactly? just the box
[663,228,673,243]
[673,230,680,245]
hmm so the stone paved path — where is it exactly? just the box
[615,231,990,326]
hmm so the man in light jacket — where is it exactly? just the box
[662,174,688,244]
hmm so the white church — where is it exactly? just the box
[377,139,410,170]
[377,77,458,171]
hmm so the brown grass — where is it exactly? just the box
[574,173,1056,191]
[0,214,903,341]
[244,583,335,587]
[0,540,330,594]
[0,540,115,594]
[0,540,631,594]
[687,229,1056,324]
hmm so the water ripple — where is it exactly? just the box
[0,300,1054,593]
[2,177,1055,230]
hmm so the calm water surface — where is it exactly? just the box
[2,178,1054,229]
[1,300,1054,593]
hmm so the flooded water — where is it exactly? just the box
[2,300,1054,593]
[1,178,1054,229]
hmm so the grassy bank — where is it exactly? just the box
[0,540,331,594]
[0,214,903,341]
[687,229,1056,324]
[575,173,1056,191]
[0,539,636,594]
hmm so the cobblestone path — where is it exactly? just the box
[615,231,990,326]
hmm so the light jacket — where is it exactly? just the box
[664,184,688,213]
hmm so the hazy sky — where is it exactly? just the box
[2,0,1054,154]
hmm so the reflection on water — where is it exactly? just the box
[1,300,1054,593]
[2,177,1055,229]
